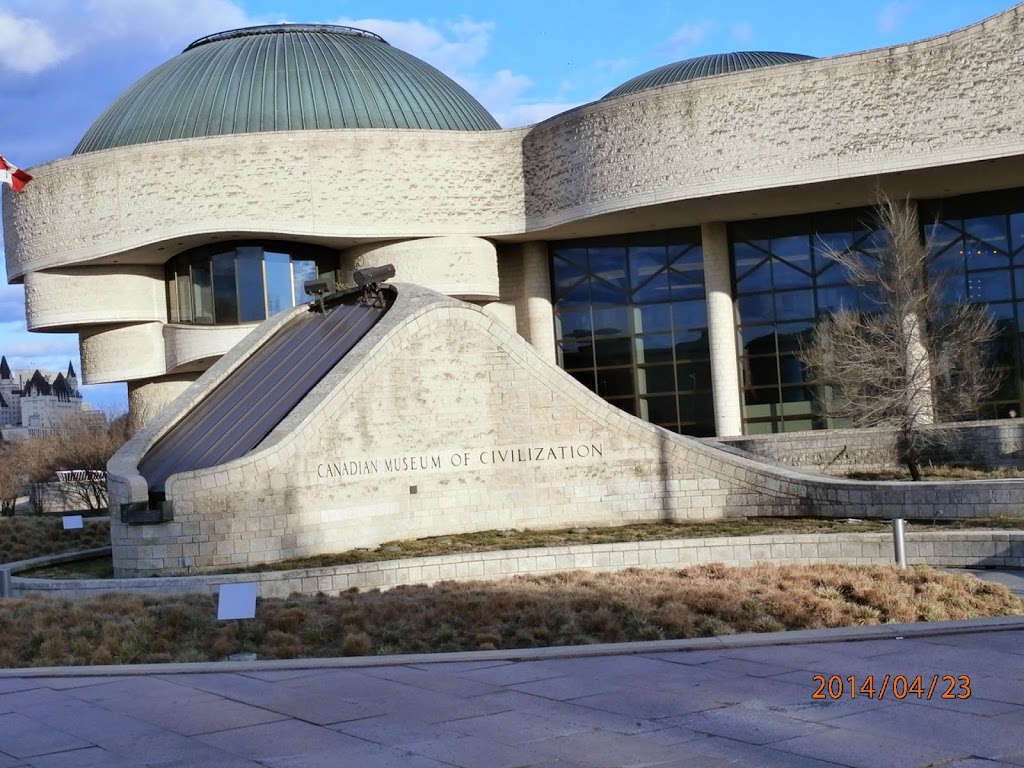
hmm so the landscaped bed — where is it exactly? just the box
[0,563,1019,668]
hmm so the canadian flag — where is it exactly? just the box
[0,155,32,192]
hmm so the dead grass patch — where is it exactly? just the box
[0,517,109,565]
[845,465,1024,481]
[0,564,1018,668]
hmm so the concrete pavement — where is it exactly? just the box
[0,617,1022,768]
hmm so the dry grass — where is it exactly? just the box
[16,515,1024,579]
[222,519,896,574]
[0,516,109,564]
[845,465,1024,481]
[0,564,1018,668]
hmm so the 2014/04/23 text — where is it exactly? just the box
[812,674,971,700]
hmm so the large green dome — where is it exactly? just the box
[604,51,814,99]
[74,24,499,154]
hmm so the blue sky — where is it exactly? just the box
[0,0,1017,411]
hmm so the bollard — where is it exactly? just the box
[892,518,907,568]
[0,569,10,598]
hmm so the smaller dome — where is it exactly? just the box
[604,51,814,99]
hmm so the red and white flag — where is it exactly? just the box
[0,155,32,192]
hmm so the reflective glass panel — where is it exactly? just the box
[636,304,672,334]
[191,262,214,324]
[737,294,774,325]
[588,247,628,290]
[175,263,193,323]
[556,310,592,340]
[673,299,708,331]
[640,365,676,393]
[633,272,671,304]
[968,271,1012,302]
[643,395,678,424]
[594,337,632,367]
[628,246,666,291]
[236,247,266,322]
[292,260,318,305]
[212,252,237,325]
[774,290,815,321]
[636,334,673,363]
[597,368,634,397]
[265,252,292,316]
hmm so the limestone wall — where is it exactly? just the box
[717,420,1024,474]
[521,7,1024,229]
[11,532,1024,599]
[108,285,1024,577]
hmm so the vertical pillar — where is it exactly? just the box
[485,245,521,331]
[520,242,557,365]
[127,374,197,432]
[701,222,743,437]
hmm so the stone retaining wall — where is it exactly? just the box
[9,532,1024,600]
[715,420,1024,474]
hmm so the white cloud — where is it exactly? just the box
[0,12,67,74]
[0,0,256,76]
[330,16,567,128]
[666,21,715,55]
[82,0,253,47]
[332,16,494,74]
[474,69,532,110]
[731,21,754,44]
[877,1,920,34]
[492,101,582,129]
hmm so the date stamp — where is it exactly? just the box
[812,674,971,700]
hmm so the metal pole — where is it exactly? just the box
[892,518,907,568]
[0,569,11,598]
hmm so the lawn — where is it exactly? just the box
[0,563,1019,667]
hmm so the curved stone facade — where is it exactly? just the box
[344,236,499,301]
[4,5,1024,427]
[24,266,165,332]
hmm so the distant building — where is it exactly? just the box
[0,356,95,439]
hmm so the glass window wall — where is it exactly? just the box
[730,208,878,434]
[551,229,714,436]
[920,188,1024,418]
[167,243,338,326]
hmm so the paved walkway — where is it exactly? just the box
[0,617,1022,768]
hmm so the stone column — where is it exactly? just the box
[520,242,557,365]
[127,374,197,431]
[484,245,521,330]
[701,222,743,437]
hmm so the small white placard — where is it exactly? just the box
[217,582,258,620]
[62,515,84,530]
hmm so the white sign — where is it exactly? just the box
[217,582,258,620]
[62,515,84,530]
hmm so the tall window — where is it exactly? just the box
[731,209,880,433]
[550,229,715,436]
[167,243,338,325]
[921,189,1024,417]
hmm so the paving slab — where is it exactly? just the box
[0,619,1018,767]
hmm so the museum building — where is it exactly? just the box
[5,7,1024,441]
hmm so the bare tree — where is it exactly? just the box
[0,413,134,514]
[40,413,133,511]
[0,440,21,516]
[800,193,1001,480]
